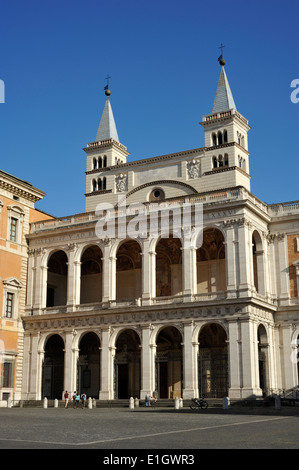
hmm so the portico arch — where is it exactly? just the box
[257,324,269,394]
[198,323,228,398]
[155,236,182,297]
[80,245,103,304]
[116,240,142,301]
[114,329,141,399]
[42,334,64,399]
[78,332,101,397]
[196,227,226,295]
[155,326,183,398]
[46,250,68,307]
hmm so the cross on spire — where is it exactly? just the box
[218,44,226,66]
[104,75,111,91]
[218,43,225,56]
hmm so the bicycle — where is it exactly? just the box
[190,398,208,410]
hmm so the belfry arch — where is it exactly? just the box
[198,323,228,398]
[155,326,183,398]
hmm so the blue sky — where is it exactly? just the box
[0,0,298,217]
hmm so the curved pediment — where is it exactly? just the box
[117,179,198,206]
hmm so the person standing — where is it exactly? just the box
[64,390,69,408]
[81,392,87,409]
[145,392,151,407]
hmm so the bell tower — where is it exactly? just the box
[200,52,251,191]
[84,80,129,212]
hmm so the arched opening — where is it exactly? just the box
[46,250,68,307]
[116,240,142,301]
[98,157,102,168]
[217,131,223,145]
[156,326,183,398]
[93,158,97,169]
[212,156,218,168]
[252,230,265,294]
[223,130,228,143]
[198,323,228,398]
[196,228,226,294]
[42,335,64,399]
[92,179,97,191]
[98,178,102,190]
[212,133,217,146]
[114,329,141,399]
[258,324,268,394]
[80,245,103,304]
[156,236,182,297]
[78,332,101,398]
[103,155,107,167]
[103,177,107,190]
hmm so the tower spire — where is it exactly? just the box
[95,77,119,142]
[212,49,236,114]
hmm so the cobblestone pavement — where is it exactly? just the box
[0,406,299,453]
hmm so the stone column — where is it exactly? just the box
[99,328,114,399]
[276,233,290,304]
[227,319,242,399]
[182,246,197,301]
[140,324,155,397]
[182,322,198,399]
[64,331,77,395]
[224,222,237,298]
[280,325,298,390]
[240,317,262,398]
[237,218,252,297]
[26,250,35,307]
[66,244,80,309]
[141,239,156,305]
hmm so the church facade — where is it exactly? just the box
[21,63,299,402]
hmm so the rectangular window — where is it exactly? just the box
[2,362,12,388]
[5,293,14,318]
[10,217,18,242]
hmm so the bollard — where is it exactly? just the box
[7,398,12,409]
[43,397,48,409]
[88,397,92,409]
[275,396,281,410]
[92,398,96,408]
[174,397,179,409]
[54,399,58,408]
[134,398,139,408]
[223,396,230,410]
[179,398,183,408]
[129,397,134,409]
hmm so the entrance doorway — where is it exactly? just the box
[78,332,101,397]
[198,323,228,398]
[42,335,64,399]
[114,329,141,399]
[156,326,183,398]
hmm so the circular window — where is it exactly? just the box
[149,188,165,202]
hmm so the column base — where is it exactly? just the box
[182,388,198,400]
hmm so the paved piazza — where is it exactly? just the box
[0,405,299,452]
